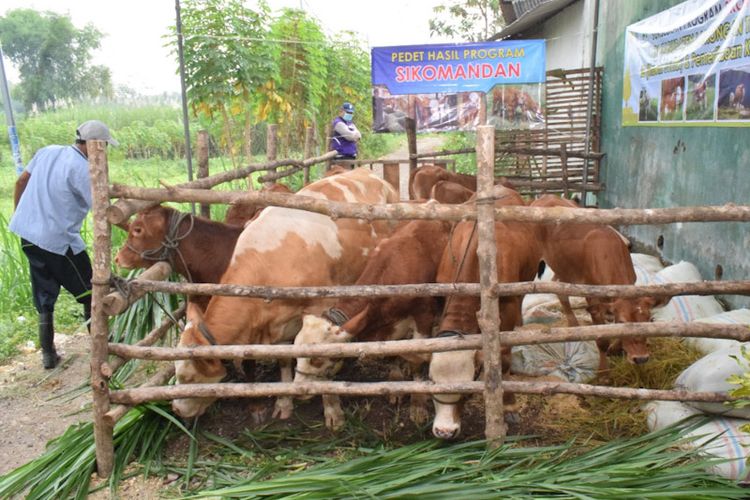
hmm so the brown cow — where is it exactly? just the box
[224,182,293,227]
[172,168,399,420]
[409,165,514,200]
[530,195,665,376]
[293,217,452,430]
[429,185,542,439]
[115,206,243,311]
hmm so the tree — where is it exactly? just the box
[0,9,112,111]
[429,0,506,42]
[177,0,274,163]
[260,8,328,155]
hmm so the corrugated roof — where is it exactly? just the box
[489,0,580,41]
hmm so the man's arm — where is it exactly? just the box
[333,121,361,142]
[13,171,30,209]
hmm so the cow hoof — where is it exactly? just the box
[325,407,346,431]
[504,411,521,426]
[272,397,294,420]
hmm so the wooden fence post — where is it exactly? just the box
[197,131,210,218]
[265,124,277,187]
[382,162,400,195]
[304,126,314,184]
[406,117,417,173]
[560,143,569,199]
[87,139,114,477]
[476,126,505,447]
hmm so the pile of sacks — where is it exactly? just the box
[514,253,750,481]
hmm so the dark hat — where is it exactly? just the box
[341,102,355,113]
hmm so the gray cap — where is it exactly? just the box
[76,120,118,146]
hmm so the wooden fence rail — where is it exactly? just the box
[114,278,750,301]
[108,184,750,225]
[107,322,750,362]
[108,380,735,407]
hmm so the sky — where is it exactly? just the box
[1,0,455,95]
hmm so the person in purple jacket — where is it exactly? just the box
[10,120,117,369]
[329,102,361,161]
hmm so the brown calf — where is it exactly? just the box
[115,205,243,311]
[429,186,542,439]
[530,195,665,375]
[293,217,453,430]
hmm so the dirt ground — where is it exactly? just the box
[0,332,93,476]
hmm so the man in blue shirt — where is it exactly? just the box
[10,120,118,369]
[329,102,361,161]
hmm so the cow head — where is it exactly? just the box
[429,347,480,439]
[293,314,351,396]
[172,304,227,418]
[587,296,667,365]
[114,205,170,269]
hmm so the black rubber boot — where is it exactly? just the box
[83,302,91,333]
[39,312,60,369]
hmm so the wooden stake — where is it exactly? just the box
[87,139,114,478]
[476,125,505,446]
[406,117,417,172]
[304,126,313,184]
[197,131,210,218]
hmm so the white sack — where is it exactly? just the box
[644,400,750,482]
[510,340,599,383]
[675,344,750,419]
[685,309,750,355]
[650,261,724,322]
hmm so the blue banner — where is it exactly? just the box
[372,40,546,95]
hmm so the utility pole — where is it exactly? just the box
[0,44,24,176]
[175,0,195,214]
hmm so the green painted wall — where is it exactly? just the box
[597,0,750,308]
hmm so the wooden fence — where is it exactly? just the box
[86,128,750,477]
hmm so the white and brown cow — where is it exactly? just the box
[429,185,542,439]
[293,217,452,430]
[171,168,399,419]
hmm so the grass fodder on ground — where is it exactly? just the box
[521,337,703,444]
[178,416,744,499]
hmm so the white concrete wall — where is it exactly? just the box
[541,0,594,70]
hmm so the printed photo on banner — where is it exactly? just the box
[622,0,750,127]
[371,40,546,132]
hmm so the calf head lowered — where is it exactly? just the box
[172,305,227,418]
[293,314,351,388]
[429,344,481,439]
[588,296,667,368]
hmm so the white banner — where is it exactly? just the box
[623,0,750,126]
